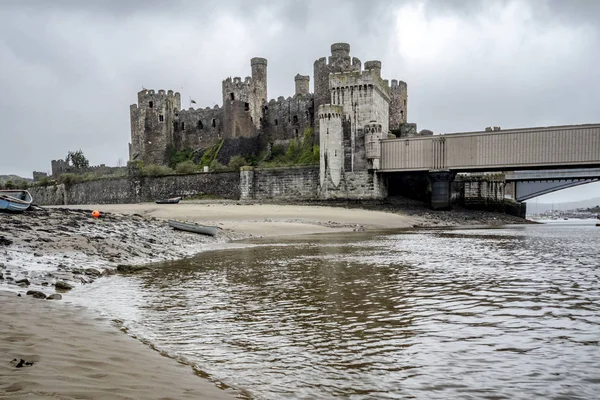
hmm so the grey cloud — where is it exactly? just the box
[0,0,599,204]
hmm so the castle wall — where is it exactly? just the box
[173,107,223,151]
[262,95,314,144]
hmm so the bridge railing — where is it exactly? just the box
[381,124,600,172]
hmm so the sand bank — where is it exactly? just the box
[0,291,238,399]
[52,201,423,237]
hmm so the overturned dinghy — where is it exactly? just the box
[168,220,218,236]
[0,190,33,212]
[156,196,182,204]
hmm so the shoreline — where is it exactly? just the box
[0,200,531,398]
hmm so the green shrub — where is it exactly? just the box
[200,140,224,167]
[175,161,198,174]
[167,146,195,169]
[208,160,227,172]
[142,164,174,176]
[228,155,248,171]
[58,173,83,185]
[259,128,319,167]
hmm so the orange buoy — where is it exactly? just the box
[91,210,100,219]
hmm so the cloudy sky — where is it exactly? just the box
[1,0,599,201]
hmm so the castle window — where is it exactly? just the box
[293,115,298,124]
[294,129,298,135]
[327,128,329,135]
[149,101,153,108]
[212,119,216,127]
[173,121,179,131]
[275,119,278,126]
[245,102,249,111]
[335,150,337,157]
[159,115,164,122]
[400,110,404,119]
[181,122,185,130]
[259,118,263,124]
[230,93,235,101]
[197,120,203,129]
[404,99,406,106]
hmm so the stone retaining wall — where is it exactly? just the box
[240,166,319,201]
[30,172,240,205]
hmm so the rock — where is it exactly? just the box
[116,264,150,274]
[72,268,83,275]
[41,282,49,286]
[15,278,30,285]
[84,268,101,277]
[54,281,73,291]
[33,252,43,257]
[47,293,62,300]
[0,272,3,280]
[0,236,12,246]
[26,290,47,299]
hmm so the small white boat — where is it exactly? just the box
[0,190,33,212]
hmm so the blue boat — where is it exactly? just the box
[0,190,33,212]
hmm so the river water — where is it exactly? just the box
[67,220,600,399]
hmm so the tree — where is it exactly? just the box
[65,150,89,170]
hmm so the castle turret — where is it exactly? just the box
[389,79,408,131]
[251,57,268,129]
[364,120,382,170]
[318,104,344,188]
[295,74,310,96]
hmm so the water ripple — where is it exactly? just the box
[68,223,600,399]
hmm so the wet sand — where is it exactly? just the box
[0,292,238,399]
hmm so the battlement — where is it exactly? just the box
[136,89,181,108]
[329,70,391,99]
[318,104,344,119]
[391,79,407,89]
[295,74,310,82]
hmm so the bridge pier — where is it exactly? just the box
[428,170,455,210]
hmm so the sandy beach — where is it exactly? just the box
[0,200,528,398]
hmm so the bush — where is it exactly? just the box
[167,146,195,169]
[259,128,319,167]
[208,160,227,172]
[58,173,83,185]
[142,164,174,176]
[175,161,198,174]
[228,155,248,171]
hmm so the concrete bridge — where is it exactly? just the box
[378,124,600,209]
[505,168,600,201]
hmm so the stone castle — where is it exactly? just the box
[129,42,421,198]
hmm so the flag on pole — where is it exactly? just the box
[191,99,197,104]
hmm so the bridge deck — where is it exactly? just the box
[380,124,600,173]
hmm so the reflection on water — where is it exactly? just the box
[68,223,600,399]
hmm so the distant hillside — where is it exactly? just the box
[526,197,600,214]
[0,175,32,184]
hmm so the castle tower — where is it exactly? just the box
[313,43,362,140]
[319,104,344,189]
[251,57,268,129]
[129,89,181,165]
[295,74,310,96]
[389,79,408,131]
